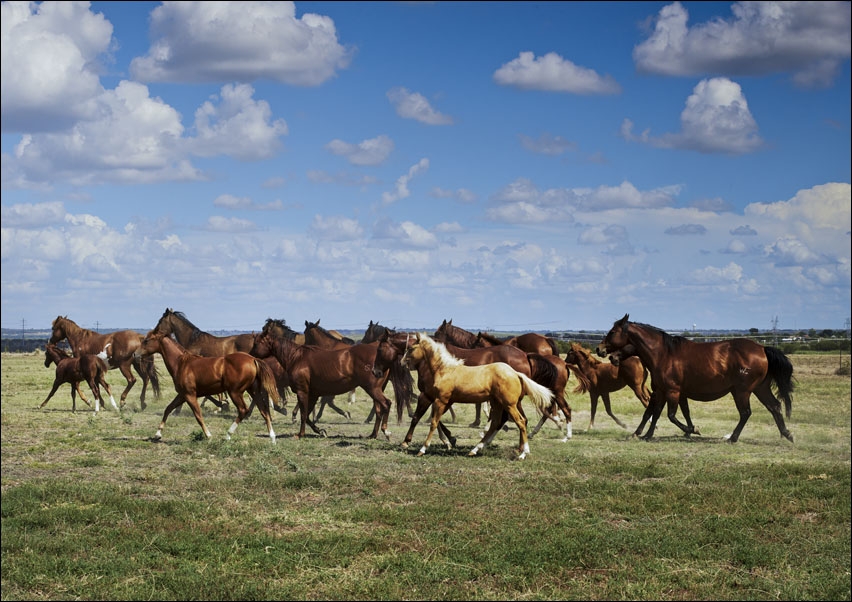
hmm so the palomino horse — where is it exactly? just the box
[250,331,409,440]
[401,333,553,459]
[433,320,570,433]
[135,332,279,442]
[49,316,160,409]
[597,314,795,443]
[41,343,117,413]
[564,342,651,430]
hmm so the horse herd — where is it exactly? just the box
[40,310,796,459]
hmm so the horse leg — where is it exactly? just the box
[469,404,508,457]
[666,393,698,437]
[402,392,436,449]
[366,390,392,440]
[417,400,449,457]
[183,394,213,440]
[75,381,92,408]
[549,393,573,442]
[117,364,138,409]
[326,396,351,420]
[639,392,667,440]
[154,394,193,440]
[469,402,482,427]
[601,392,628,429]
[754,385,794,443]
[39,380,64,411]
[506,403,532,459]
[589,393,599,429]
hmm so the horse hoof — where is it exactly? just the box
[401,442,409,449]
[468,422,480,428]
[416,451,425,457]
[449,437,457,448]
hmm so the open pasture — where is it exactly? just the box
[2,350,850,600]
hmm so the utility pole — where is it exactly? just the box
[771,316,779,346]
[21,318,25,346]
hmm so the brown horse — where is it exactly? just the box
[401,333,552,459]
[41,343,116,413]
[564,342,651,430]
[360,320,421,422]
[475,330,560,356]
[136,332,279,442]
[302,319,359,421]
[249,331,407,440]
[597,314,795,443]
[49,316,160,409]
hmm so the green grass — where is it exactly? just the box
[2,350,850,600]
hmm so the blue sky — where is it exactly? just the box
[2,1,850,335]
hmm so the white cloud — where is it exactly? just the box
[204,216,257,232]
[1,1,112,132]
[0,201,66,228]
[493,51,621,95]
[325,135,394,166]
[381,158,429,204]
[634,1,851,87]
[745,182,851,230]
[387,88,453,125]
[621,78,762,154]
[518,133,576,155]
[309,215,363,241]
[130,1,353,85]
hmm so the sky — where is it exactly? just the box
[1,1,850,336]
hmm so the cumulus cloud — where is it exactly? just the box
[1,1,112,133]
[493,51,621,95]
[381,158,429,204]
[1,201,66,228]
[621,77,762,154]
[633,1,851,87]
[745,182,851,230]
[204,216,257,232]
[731,225,758,236]
[130,1,353,85]
[372,218,438,249]
[387,88,453,125]
[665,224,707,235]
[308,215,363,241]
[325,135,394,166]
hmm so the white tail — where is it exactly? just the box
[517,372,553,414]
[97,343,111,361]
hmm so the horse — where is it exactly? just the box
[135,332,280,442]
[474,330,560,356]
[40,343,117,413]
[302,319,360,421]
[249,331,408,440]
[433,320,569,432]
[563,342,651,430]
[596,314,795,443]
[361,320,422,422]
[150,308,260,412]
[49,316,160,409]
[400,333,553,459]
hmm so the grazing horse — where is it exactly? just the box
[249,331,408,440]
[433,320,569,431]
[41,343,117,413]
[564,342,651,430]
[49,316,160,409]
[597,314,795,443]
[135,332,279,442]
[401,333,552,459]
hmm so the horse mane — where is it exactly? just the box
[571,342,602,365]
[477,331,504,345]
[263,318,298,339]
[168,310,207,345]
[419,333,464,369]
[305,320,355,345]
[631,321,688,353]
[436,319,477,347]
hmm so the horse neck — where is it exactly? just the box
[625,324,662,367]
[170,314,208,346]
[156,337,188,375]
[446,326,476,348]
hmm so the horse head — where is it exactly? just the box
[596,313,630,358]
[49,316,69,345]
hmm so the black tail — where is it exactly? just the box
[133,354,161,400]
[765,346,794,418]
[527,353,558,392]
[389,360,414,425]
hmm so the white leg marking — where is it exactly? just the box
[109,396,118,411]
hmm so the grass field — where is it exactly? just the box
[2,350,850,600]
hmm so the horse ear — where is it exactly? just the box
[415,332,422,341]
[448,318,453,325]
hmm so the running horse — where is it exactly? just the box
[302,319,360,422]
[250,330,409,440]
[135,332,280,442]
[49,316,160,409]
[596,314,795,443]
[400,333,553,459]
[41,343,117,413]
[433,319,570,433]
[563,342,651,430]
[361,320,420,422]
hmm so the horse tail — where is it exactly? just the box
[255,359,281,408]
[389,360,414,425]
[134,354,161,400]
[764,346,795,418]
[547,337,560,356]
[567,364,591,394]
[517,372,553,415]
[527,353,558,391]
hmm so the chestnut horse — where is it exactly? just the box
[41,343,117,413]
[597,314,794,443]
[302,319,360,422]
[401,333,552,459]
[136,332,280,442]
[49,316,160,409]
[563,342,651,430]
[249,331,408,440]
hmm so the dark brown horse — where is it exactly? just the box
[249,331,408,440]
[597,314,795,443]
[135,332,279,442]
[360,320,421,422]
[49,316,160,409]
[41,343,116,413]
[564,342,651,430]
[302,319,359,421]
